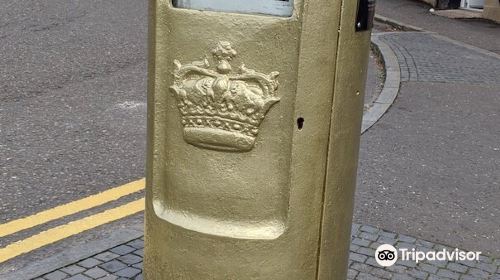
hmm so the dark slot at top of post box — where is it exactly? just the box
[172,0,294,17]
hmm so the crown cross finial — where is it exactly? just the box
[212,41,237,61]
[211,41,237,74]
[170,41,281,152]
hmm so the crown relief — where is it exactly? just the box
[170,41,281,152]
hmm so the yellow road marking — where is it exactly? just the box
[0,198,145,263]
[0,178,145,238]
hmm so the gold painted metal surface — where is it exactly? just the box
[145,0,372,278]
[170,41,280,152]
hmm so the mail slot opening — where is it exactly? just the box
[172,0,294,17]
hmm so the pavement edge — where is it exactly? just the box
[374,14,424,32]
[362,35,401,134]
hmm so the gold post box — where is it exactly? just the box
[145,0,374,279]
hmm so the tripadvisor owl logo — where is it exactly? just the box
[375,244,482,267]
[375,244,398,267]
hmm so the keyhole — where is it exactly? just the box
[297,117,304,130]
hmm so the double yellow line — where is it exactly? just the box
[0,179,146,263]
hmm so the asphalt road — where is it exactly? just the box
[364,50,384,110]
[0,0,147,223]
[355,31,500,257]
[0,0,385,225]
[356,82,500,257]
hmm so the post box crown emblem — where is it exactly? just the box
[170,41,280,152]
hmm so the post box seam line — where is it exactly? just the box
[314,0,348,278]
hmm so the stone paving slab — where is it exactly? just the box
[36,223,499,280]
[362,34,401,134]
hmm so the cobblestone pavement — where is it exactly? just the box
[348,225,499,280]
[379,32,500,85]
[35,223,500,280]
